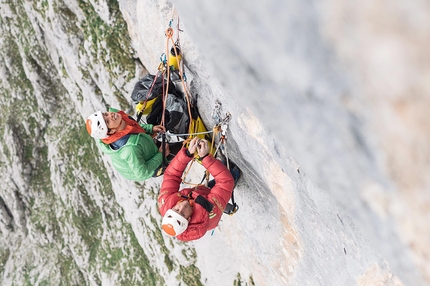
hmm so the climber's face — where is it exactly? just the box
[102,112,122,134]
[172,200,193,220]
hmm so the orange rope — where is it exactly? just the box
[172,18,192,133]
[161,27,174,128]
[137,71,161,116]
[162,19,227,187]
[167,27,194,138]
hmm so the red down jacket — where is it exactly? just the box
[158,148,234,241]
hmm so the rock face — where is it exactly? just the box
[0,0,428,285]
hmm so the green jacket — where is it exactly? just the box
[98,123,162,181]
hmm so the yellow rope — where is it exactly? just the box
[180,125,223,186]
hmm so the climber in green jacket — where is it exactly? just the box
[85,108,169,181]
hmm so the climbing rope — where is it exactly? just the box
[136,71,161,123]
[180,110,232,187]
[181,125,225,186]
[135,18,235,189]
[165,20,194,136]
[163,18,239,215]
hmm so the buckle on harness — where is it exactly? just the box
[223,203,239,216]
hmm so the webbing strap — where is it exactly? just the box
[195,195,214,213]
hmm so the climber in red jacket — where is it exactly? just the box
[157,137,238,241]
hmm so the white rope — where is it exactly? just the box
[167,130,214,138]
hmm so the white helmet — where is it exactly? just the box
[161,209,189,237]
[86,111,109,139]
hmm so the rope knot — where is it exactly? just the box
[165,27,174,38]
